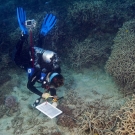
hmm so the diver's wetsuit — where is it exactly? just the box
[27,69,59,97]
[14,34,61,97]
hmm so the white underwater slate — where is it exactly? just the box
[36,102,62,119]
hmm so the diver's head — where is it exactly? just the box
[49,72,64,88]
[42,50,60,64]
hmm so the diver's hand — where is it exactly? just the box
[53,95,58,100]
[52,102,58,107]
[42,93,53,99]
[52,96,58,107]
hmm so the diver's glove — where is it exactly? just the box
[42,93,53,99]
[52,97,58,107]
[17,7,28,35]
[52,102,58,107]
[40,14,57,36]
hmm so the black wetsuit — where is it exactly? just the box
[14,34,61,97]
[27,69,59,97]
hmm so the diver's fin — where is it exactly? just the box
[17,7,28,34]
[40,13,57,36]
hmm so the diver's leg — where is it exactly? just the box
[14,34,28,67]
[15,35,26,56]
[36,34,44,48]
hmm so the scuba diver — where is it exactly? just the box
[14,7,64,107]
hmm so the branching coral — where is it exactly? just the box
[77,100,117,135]
[67,1,108,24]
[57,104,77,128]
[105,19,135,93]
[114,94,135,134]
[58,90,135,135]
[68,38,111,69]
[57,90,119,135]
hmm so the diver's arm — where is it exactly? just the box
[27,70,43,96]
[48,88,57,96]
[52,66,61,73]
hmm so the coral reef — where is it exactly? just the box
[67,1,107,24]
[68,37,112,69]
[1,88,134,135]
[56,90,119,134]
[57,105,77,128]
[62,91,135,135]
[56,90,135,135]
[66,0,129,37]
[75,97,118,135]
[114,94,135,134]
[105,19,135,93]
[1,1,135,135]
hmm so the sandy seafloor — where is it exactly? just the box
[0,66,127,135]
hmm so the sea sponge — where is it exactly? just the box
[105,19,135,93]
